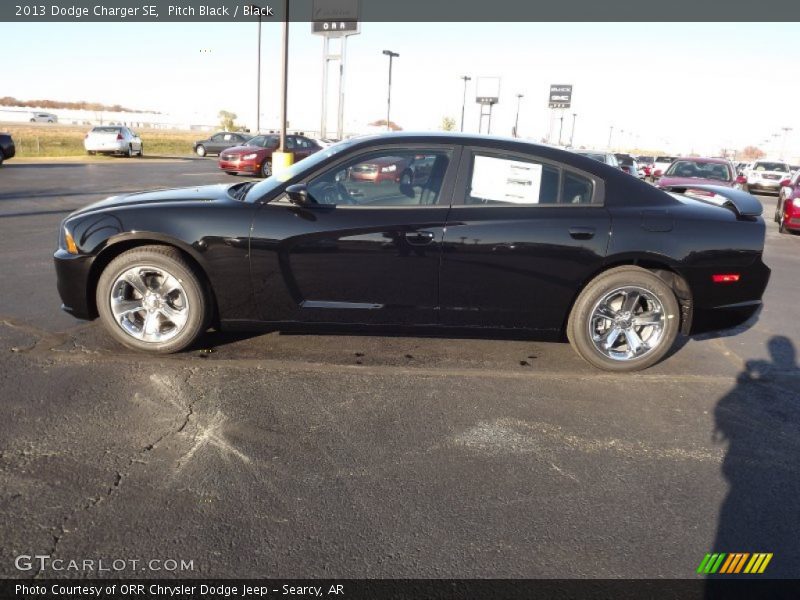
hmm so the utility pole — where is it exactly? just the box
[460,75,471,132]
[382,50,399,132]
[781,126,792,160]
[513,93,524,138]
[278,0,289,152]
[569,113,577,147]
[250,4,263,134]
[558,111,564,145]
[607,125,614,150]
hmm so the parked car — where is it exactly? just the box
[745,160,792,195]
[0,132,15,166]
[650,156,678,181]
[29,112,57,123]
[218,134,322,177]
[614,153,640,177]
[636,155,655,178]
[775,171,800,233]
[656,158,745,190]
[54,133,770,371]
[84,126,143,157]
[575,150,619,168]
[193,132,252,157]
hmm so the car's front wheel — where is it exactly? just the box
[196,145,206,157]
[567,266,680,371]
[261,160,272,178]
[137,144,144,157]
[96,246,211,353]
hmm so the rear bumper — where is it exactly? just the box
[54,249,95,320]
[84,141,127,153]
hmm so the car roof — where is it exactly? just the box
[671,157,730,164]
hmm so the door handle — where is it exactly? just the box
[405,231,435,246]
[568,226,595,240]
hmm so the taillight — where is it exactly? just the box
[116,133,123,140]
[712,274,740,283]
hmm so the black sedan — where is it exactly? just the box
[0,132,15,165]
[54,133,770,371]
[193,131,252,157]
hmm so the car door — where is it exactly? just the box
[207,133,225,154]
[439,147,611,332]
[249,144,461,325]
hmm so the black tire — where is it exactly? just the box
[127,145,134,158]
[196,145,206,157]
[261,160,272,178]
[137,144,144,157]
[0,153,4,166]
[774,200,782,223]
[225,171,238,176]
[29,119,35,123]
[96,245,211,354]
[399,170,412,186]
[87,150,96,156]
[779,210,788,234]
[567,266,680,372]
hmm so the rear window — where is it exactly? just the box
[579,153,607,163]
[665,160,732,182]
[91,127,121,134]
[754,162,789,172]
[615,155,635,166]
[655,156,676,163]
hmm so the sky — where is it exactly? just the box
[2,21,800,157]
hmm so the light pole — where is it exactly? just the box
[607,125,614,150]
[250,5,263,134]
[460,75,471,132]
[382,50,399,132]
[278,0,289,153]
[513,93,524,138]
[558,112,564,145]
[569,113,577,147]
[781,126,792,159]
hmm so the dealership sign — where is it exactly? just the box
[548,84,573,109]
[312,0,360,36]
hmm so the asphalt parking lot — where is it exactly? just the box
[1,158,799,578]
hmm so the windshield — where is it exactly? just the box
[247,135,279,148]
[664,160,732,181]
[245,138,357,202]
[754,162,789,172]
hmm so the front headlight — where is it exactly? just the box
[242,153,257,160]
[793,198,800,208]
[381,164,397,173]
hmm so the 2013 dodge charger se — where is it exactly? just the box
[54,133,770,371]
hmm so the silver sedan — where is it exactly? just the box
[84,126,143,157]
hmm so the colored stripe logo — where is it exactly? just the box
[697,553,773,574]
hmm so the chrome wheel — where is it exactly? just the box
[261,160,272,178]
[588,286,665,361]
[110,265,190,343]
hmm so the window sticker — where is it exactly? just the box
[471,156,542,204]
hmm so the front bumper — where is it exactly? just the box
[54,249,95,320]
[748,179,782,190]
[219,158,259,174]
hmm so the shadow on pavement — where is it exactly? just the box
[707,335,800,584]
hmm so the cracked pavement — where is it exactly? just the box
[1,160,799,578]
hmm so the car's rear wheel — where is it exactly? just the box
[0,153,4,166]
[261,160,272,178]
[567,266,680,372]
[225,171,237,176]
[96,246,210,354]
[774,200,782,223]
[196,145,206,157]
[87,150,96,156]
[126,145,134,157]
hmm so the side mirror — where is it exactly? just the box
[285,184,314,206]
[736,175,747,184]
[780,179,791,187]
[654,169,663,178]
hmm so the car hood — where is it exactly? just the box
[70,184,233,216]
[222,144,271,155]
[658,176,733,188]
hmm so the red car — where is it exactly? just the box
[218,134,322,177]
[655,157,745,190]
[775,171,800,233]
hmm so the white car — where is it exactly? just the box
[746,160,792,195]
[84,126,143,157]
[30,112,58,123]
